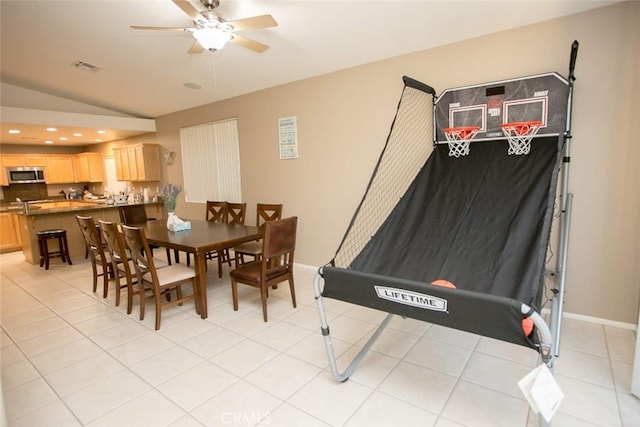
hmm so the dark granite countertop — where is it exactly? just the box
[8,200,161,216]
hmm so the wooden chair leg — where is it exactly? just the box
[102,265,109,299]
[176,285,183,305]
[154,291,162,330]
[139,282,146,321]
[231,279,239,311]
[114,268,121,307]
[289,278,297,308]
[217,251,224,278]
[260,284,268,322]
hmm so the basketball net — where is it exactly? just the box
[501,121,542,155]
[443,126,480,158]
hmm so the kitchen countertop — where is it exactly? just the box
[2,199,161,216]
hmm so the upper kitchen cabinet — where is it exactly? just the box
[113,143,160,182]
[0,154,47,167]
[74,153,104,183]
[1,155,26,167]
[25,155,47,167]
[46,155,75,184]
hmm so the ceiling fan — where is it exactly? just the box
[130,0,277,53]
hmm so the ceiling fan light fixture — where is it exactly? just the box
[193,28,232,51]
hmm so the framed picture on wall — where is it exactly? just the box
[278,116,299,159]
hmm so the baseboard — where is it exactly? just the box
[296,263,637,331]
[541,308,636,331]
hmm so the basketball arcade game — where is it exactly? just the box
[314,41,579,424]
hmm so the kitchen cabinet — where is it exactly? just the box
[74,153,104,182]
[1,154,46,167]
[0,167,7,186]
[134,144,161,181]
[25,155,47,167]
[0,212,23,253]
[113,143,160,182]
[114,148,130,181]
[127,147,138,181]
[1,155,26,167]
[46,155,76,183]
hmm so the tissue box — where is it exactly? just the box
[169,221,191,232]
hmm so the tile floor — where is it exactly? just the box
[1,251,638,426]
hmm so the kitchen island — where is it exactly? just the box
[16,200,164,265]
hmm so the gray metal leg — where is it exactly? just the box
[314,269,394,382]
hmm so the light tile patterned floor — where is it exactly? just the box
[1,251,639,426]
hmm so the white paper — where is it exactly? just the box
[518,364,564,423]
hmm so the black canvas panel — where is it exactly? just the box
[349,136,560,306]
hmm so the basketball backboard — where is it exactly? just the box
[435,73,569,143]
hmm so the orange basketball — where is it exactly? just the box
[522,318,534,336]
[431,279,456,289]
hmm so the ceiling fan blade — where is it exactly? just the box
[229,34,269,53]
[173,0,202,21]
[188,40,205,54]
[130,25,187,31]
[225,15,278,31]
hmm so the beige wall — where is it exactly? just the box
[112,2,640,323]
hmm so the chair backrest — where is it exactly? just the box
[262,216,297,272]
[119,205,149,225]
[76,215,108,265]
[206,201,227,223]
[99,220,132,277]
[121,224,159,286]
[256,203,283,227]
[227,202,247,226]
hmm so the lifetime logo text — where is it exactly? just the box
[374,286,448,312]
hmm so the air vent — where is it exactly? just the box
[72,60,100,72]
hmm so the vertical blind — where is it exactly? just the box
[179,118,242,203]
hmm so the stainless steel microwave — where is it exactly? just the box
[7,167,46,184]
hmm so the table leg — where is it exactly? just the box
[195,250,208,319]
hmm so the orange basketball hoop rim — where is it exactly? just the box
[500,121,543,135]
[443,126,481,140]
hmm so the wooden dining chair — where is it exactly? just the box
[206,201,227,223]
[227,202,247,226]
[99,220,137,314]
[100,220,171,314]
[233,203,283,266]
[121,224,199,330]
[205,201,229,277]
[222,202,247,266]
[76,215,113,299]
[230,216,297,322]
[119,205,175,265]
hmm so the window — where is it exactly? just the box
[179,118,242,203]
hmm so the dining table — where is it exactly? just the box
[135,219,261,319]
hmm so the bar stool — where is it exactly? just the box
[37,229,72,270]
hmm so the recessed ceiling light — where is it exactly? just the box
[8,129,20,134]
[45,140,54,144]
[59,137,68,141]
[46,127,57,132]
[97,130,107,134]
[73,133,83,137]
